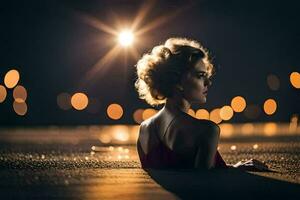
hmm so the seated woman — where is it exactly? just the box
[134,37,269,171]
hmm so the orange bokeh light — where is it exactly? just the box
[13,100,27,116]
[188,109,195,117]
[133,108,144,124]
[290,72,300,89]
[107,103,123,120]
[142,108,157,120]
[0,85,7,103]
[13,85,27,103]
[231,96,246,112]
[71,93,89,110]
[57,93,72,110]
[220,105,234,120]
[4,69,20,88]
[263,98,277,115]
[209,108,222,124]
[195,109,209,120]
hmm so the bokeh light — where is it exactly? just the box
[267,74,280,91]
[4,69,20,88]
[195,109,209,120]
[244,104,260,119]
[289,114,298,133]
[142,108,157,120]
[118,30,134,47]
[241,123,255,135]
[209,108,222,124]
[0,85,7,103]
[219,123,234,138]
[13,85,27,103]
[107,103,123,120]
[264,122,277,136]
[231,96,246,112]
[57,93,72,110]
[220,105,234,121]
[71,92,89,110]
[111,126,129,141]
[263,98,277,115]
[133,108,144,124]
[188,109,195,117]
[290,72,300,89]
[114,131,129,141]
[99,133,112,144]
[13,100,27,116]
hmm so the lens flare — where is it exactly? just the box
[118,30,134,47]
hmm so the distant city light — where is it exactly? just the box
[264,122,277,136]
[107,103,123,120]
[13,85,27,103]
[4,69,20,88]
[13,100,27,116]
[195,109,209,120]
[219,123,234,137]
[290,72,300,89]
[133,108,144,124]
[118,30,134,47]
[241,123,255,135]
[289,114,298,133]
[111,126,129,141]
[99,133,112,144]
[71,92,89,110]
[142,108,157,120]
[263,98,277,115]
[220,105,234,121]
[267,74,280,91]
[57,92,72,110]
[231,96,246,112]
[0,85,7,103]
[188,109,195,117]
[209,108,222,124]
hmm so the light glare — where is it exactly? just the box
[118,30,134,46]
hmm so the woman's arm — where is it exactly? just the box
[213,151,270,171]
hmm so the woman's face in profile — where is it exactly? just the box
[180,59,211,104]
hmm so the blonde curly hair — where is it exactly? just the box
[134,37,215,106]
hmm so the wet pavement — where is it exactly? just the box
[0,137,300,199]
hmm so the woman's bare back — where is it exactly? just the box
[137,104,227,169]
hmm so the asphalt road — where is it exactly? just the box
[0,136,300,199]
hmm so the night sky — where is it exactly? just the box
[0,0,299,126]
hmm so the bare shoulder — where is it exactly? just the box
[163,114,220,153]
[176,113,220,131]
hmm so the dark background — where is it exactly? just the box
[0,0,299,126]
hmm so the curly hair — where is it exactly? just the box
[134,37,215,106]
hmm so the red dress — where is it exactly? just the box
[137,104,228,169]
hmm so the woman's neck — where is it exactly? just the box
[165,95,191,114]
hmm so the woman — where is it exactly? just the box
[134,37,269,171]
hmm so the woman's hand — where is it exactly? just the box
[231,159,270,171]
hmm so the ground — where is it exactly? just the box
[0,134,299,199]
